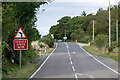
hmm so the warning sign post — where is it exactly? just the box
[13,27,28,68]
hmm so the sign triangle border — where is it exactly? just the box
[14,26,27,39]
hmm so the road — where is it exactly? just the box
[30,42,119,80]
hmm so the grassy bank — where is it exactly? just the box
[6,62,38,78]
[83,46,118,62]
[4,43,56,78]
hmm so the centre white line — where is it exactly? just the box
[69,54,70,57]
[67,46,69,48]
[75,74,78,80]
[65,43,70,55]
[69,57,72,61]
[72,66,75,72]
[70,61,73,64]
[68,52,70,55]
[65,42,77,80]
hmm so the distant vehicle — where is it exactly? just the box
[57,40,62,42]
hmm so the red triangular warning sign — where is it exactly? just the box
[14,27,27,39]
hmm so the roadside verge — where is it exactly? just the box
[3,43,57,79]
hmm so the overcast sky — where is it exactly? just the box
[36,0,118,36]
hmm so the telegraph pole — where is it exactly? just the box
[65,29,66,37]
[93,20,95,41]
[64,29,66,42]
[116,19,118,43]
[109,0,111,47]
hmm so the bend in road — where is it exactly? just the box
[30,42,118,79]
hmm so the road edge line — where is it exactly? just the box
[79,45,120,75]
[28,43,58,79]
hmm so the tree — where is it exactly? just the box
[81,11,86,17]
[50,5,118,45]
[2,2,48,75]
[70,33,78,41]
[39,34,55,48]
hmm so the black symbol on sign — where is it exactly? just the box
[19,32,22,37]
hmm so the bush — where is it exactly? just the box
[108,41,118,53]
[47,42,54,48]
[111,41,118,48]
[90,40,95,45]
[79,36,90,43]
[39,35,55,48]
[39,44,44,48]
[108,46,114,53]
[95,34,107,47]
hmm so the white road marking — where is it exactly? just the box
[68,51,70,55]
[79,45,120,75]
[76,73,94,78]
[69,54,70,57]
[73,52,76,53]
[72,66,75,72]
[75,74,78,80]
[67,46,69,48]
[69,57,72,61]
[29,43,58,79]
[70,61,73,64]
[65,42,78,79]
[65,43,70,54]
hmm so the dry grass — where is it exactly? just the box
[83,46,118,62]
[6,63,38,78]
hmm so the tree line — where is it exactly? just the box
[2,2,48,76]
[50,5,118,51]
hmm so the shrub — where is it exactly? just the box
[79,36,90,43]
[108,46,114,53]
[111,41,118,48]
[39,35,55,48]
[95,34,107,48]
[90,40,95,45]
[39,44,44,48]
[108,41,118,53]
[47,42,54,48]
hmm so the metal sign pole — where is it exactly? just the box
[20,50,21,68]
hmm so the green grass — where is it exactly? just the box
[83,46,118,62]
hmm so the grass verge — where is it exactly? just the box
[4,43,56,78]
[6,62,38,78]
[83,46,118,62]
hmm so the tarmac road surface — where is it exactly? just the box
[30,42,119,80]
